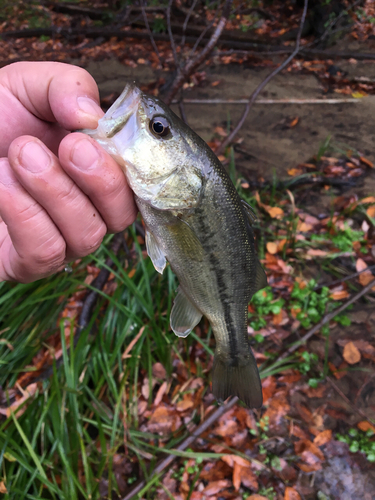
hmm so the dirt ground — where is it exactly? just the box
[81,54,375,206]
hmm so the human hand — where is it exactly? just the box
[0,61,137,283]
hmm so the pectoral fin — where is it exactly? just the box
[170,287,202,338]
[145,230,166,274]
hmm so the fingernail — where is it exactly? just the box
[77,96,103,118]
[19,142,51,173]
[71,139,100,170]
[0,159,17,186]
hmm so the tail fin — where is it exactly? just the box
[212,352,263,408]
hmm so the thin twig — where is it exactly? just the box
[181,0,199,48]
[164,0,233,105]
[314,265,375,290]
[141,0,163,67]
[327,376,375,426]
[278,277,375,362]
[122,397,239,500]
[216,0,309,155]
[178,100,189,125]
[167,0,180,70]
[171,98,360,105]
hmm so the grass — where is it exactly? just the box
[0,148,368,498]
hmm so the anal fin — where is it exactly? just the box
[170,287,202,338]
[145,229,166,274]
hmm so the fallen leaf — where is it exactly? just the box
[284,486,301,500]
[343,341,361,364]
[266,242,278,254]
[147,406,181,436]
[288,168,303,176]
[152,362,166,379]
[314,429,332,447]
[0,481,7,494]
[202,480,231,496]
[330,289,350,300]
[367,205,375,218]
[247,496,269,500]
[360,156,374,168]
[215,126,227,137]
[289,117,299,128]
[357,421,375,433]
[233,462,258,491]
[268,206,284,219]
[0,383,38,418]
[261,376,277,404]
[360,196,375,204]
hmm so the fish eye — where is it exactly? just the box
[149,116,171,138]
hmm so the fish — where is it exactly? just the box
[82,83,267,408]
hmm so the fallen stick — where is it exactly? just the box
[171,98,360,105]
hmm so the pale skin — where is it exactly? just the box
[0,61,137,283]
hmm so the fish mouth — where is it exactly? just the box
[105,82,141,121]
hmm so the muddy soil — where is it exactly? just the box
[81,55,375,208]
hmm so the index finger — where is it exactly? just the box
[1,61,104,132]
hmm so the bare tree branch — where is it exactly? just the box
[141,0,163,67]
[216,0,309,155]
[167,0,180,70]
[164,0,233,105]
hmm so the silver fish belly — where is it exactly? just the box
[82,83,267,407]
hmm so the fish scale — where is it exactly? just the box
[82,83,267,407]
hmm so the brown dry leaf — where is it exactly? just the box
[343,341,361,364]
[367,205,375,218]
[261,376,277,404]
[357,421,375,433]
[284,486,301,500]
[154,381,167,406]
[289,117,299,128]
[268,206,284,219]
[215,126,227,137]
[361,196,375,204]
[266,242,278,254]
[306,249,329,257]
[329,361,348,379]
[351,340,375,361]
[330,289,350,300]
[0,481,7,494]
[288,168,303,176]
[247,496,269,500]
[233,462,258,491]
[152,362,166,379]
[298,462,322,472]
[176,395,194,412]
[296,403,313,424]
[147,406,181,436]
[0,383,38,418]
[202,479,231,496]
[313,429,332,447]
[360,156,374,168]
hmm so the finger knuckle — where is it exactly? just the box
[34,239,66,269]
[78,224,106,256]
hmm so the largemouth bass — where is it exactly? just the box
[82,84,267,408]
